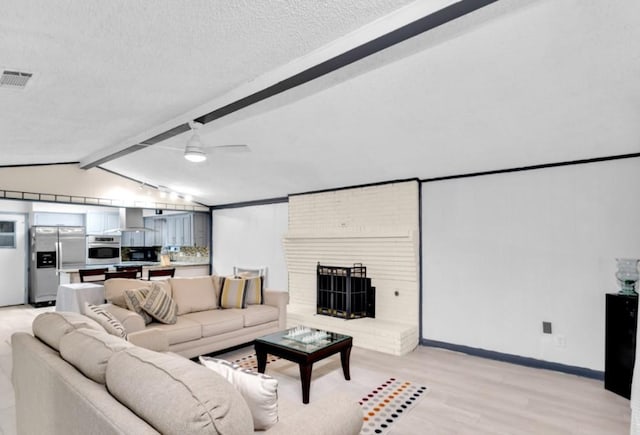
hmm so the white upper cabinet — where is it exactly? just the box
[86,212,119,234]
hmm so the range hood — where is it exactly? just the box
[106,208,155,233]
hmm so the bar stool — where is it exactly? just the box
[105,270,138,280]
[114,265,143,278]
[147,268,175,280]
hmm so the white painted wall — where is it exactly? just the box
[421,158,640,371]
[211,202,288,291]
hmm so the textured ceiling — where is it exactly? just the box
[0,0,415,163]
[2,0,640,206]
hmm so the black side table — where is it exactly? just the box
[605,293,638,399]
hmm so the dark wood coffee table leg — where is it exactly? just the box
[299,362,313,404]
[340,344,352,380]
[256,349,267,373]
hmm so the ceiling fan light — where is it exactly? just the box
[184,149,206,162]
[184,133,207,162]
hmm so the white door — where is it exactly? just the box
[0,214,27,306]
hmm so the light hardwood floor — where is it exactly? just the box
[0,304,631,435]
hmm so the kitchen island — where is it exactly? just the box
[59,261,210,284]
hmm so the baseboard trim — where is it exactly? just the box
[421,338,604,380]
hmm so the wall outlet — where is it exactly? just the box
[542,321,552,334]
[554,334,566,348]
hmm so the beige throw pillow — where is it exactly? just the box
[84,302,127,338]
[199,356,278,430]
[141,283,178,324]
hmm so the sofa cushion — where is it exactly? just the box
[105,278,172,308]
[219,277,247,309]
[181,310,244,337]
[141,283,178,325]
[199,356,278,430]
[243,276,264,305]
[59,328,132,384]
[32,311,104,351]
[106,347,253,435]
[123,287,153,324]
[148,316,202,345]
[170,277,218,315]
[242,304,279,327]
[84,303,127,338]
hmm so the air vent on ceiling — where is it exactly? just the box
[0,70,33,89]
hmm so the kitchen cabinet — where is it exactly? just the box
[164,214,193,246]
[121,230,145,247]
[193,213,210,247]
[34,212,85,227]
[144,217,165,247]
[141,213,208,247]
[86,212,119,235]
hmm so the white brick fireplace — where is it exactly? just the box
[283,180,420,355]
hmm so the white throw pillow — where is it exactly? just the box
[84,302,127,338]
[199,356,278,430]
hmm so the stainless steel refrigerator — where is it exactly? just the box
[29,226,86,306]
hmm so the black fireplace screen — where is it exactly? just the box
[316,262,375,319]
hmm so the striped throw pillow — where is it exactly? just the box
[243,276,264,305]
[219,277,247,309]
[141,283,178,324]
[123,287,153,325]
[83,302,127,338]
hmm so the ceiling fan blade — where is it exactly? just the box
[148,143,251,154]
[206,144,251,153]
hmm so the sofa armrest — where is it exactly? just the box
[264,393,363,435]
[127,328,169,352]
[104,304,145,333]
[263,289,289,330]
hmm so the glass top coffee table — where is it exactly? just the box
[254,327,353,404]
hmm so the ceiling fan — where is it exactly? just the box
[156,121,249,163]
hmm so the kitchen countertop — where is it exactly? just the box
[59,261,210,273]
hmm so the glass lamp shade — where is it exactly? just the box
[616,258,639,295]
[184,133,207,163]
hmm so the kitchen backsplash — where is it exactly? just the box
[169,246,209,262]
[121,246,209,262]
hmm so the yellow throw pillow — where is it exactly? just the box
[219,277,247,309]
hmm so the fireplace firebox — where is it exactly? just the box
[316,262,375,319]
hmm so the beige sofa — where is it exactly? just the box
[12,311,364,435]
[103,276,288,358]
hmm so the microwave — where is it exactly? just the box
[86,235,121,265]
[125,247,158,263]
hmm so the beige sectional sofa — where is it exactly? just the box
[12,311,364,435]
[103,276,288,358]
